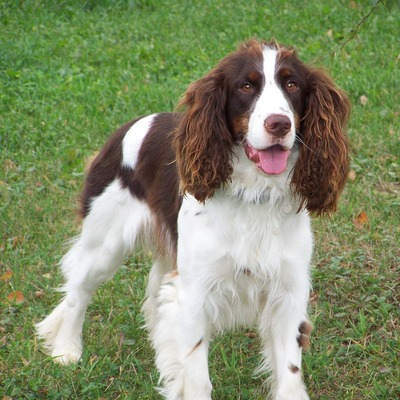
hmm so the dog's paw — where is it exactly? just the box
[51,346,82,364]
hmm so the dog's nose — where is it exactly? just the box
[264,114,291,137]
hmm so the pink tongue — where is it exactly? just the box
[246,145,290,175]
[258,146,290,175]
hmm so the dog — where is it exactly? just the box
[37,39,350,399]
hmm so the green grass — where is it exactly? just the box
[1,0,399,398]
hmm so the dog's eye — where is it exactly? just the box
[286,81,298,93]
[240,83,254,93]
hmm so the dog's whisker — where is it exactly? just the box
[295,132,321,156]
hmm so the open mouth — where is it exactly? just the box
[244,142,291,175]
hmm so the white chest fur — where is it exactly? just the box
[177,192,313,331]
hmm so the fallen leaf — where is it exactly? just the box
[6,290,25,304]
[9,236,23,249]
[0,270,13,281]
[326,29,333,39]
[360,95,368,106]
[4,159,17,171]
[348,169,357,182]
[353,211,369,227]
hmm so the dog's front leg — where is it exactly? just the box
[152,271,212,400]
[258,257,312,400]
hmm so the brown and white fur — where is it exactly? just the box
[36,40,350,400]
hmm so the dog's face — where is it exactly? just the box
[225,44,309,176]
[175,39,350,213]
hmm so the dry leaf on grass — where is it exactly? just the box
[348,169,357,182]
[0,270,13,281]
[6,290,25,304]
[353,211,369,227]
[360,95,368,106]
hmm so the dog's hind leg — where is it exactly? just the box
[36,179,151,364]
[142,257,172,333]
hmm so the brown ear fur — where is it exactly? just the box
[293,68,351,215]
[174,67,233,202]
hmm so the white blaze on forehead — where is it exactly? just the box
[247,47,295,150]
[259,47,293,115]
[262,48,279,90]
[122,114,156,169]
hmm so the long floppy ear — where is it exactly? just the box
[174,68,234,202]
[292,68,351,215]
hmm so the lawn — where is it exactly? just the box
[0,0,399,399]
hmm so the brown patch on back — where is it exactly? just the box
[133,113,182,257]
[79,113,182,261]
[79,119,138,218]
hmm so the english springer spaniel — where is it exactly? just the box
[37,39,350,399]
